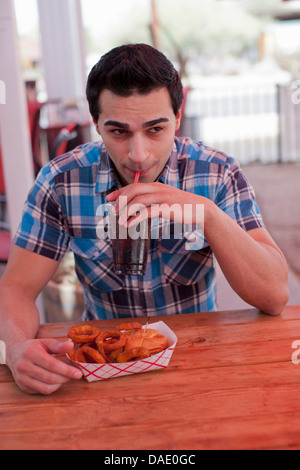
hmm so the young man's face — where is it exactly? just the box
[94,87,181,186]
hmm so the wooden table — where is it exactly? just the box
[1,305,300,450]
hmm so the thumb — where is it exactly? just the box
[42,338,74,355]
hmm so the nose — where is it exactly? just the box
[128,133,149,165]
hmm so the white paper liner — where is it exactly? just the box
[67,321,178,382]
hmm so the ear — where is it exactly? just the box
[175,109,182,131]
[92,118,101,135]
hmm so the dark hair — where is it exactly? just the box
[86,43,183,121]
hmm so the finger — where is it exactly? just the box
[106,187,125,202]
[119,202,147,225]
[118,189,163,223]
[127,206,151,227]
[44,339,75,355]
[14,355,79,395]
[25,361,73,386]
[127,203,188,227]
[33,340,83,380]
[107,183,161,207]
[33,353,82,381]
[17,372,68,396]
[117,189,151,214]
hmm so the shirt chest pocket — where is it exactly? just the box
[159,237,213,286]
[70,237,124,292]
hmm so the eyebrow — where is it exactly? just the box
[104,120,129,129]
[103,118,170,129]
[143,118,169,128]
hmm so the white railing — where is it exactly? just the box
[182,81,300,165]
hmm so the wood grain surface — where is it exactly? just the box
[1,306,300,450]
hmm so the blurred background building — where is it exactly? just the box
[12,0,300,165]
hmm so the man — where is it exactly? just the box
[0,44,289,395]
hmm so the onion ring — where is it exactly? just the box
[68,325,101,343]
[107,347,125,362]
[81,345,107,364]
[96,330,126,353]
[75,345,86,362]
[67,322,169,365]
[116,322,143,331]
[68,348,77,361]
[117,347,150,363]
[96,342,111,363]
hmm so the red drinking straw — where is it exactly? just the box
[134,171,140,184]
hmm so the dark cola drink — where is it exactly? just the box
[110,207,150,276]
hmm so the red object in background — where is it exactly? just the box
[0,99,42,194]
[0,98,42,264]
[50,122,79,159]
[27,100,42,173]
[0,230,11,262]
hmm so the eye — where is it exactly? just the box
[110,129,128,136]
[148,126,163,134]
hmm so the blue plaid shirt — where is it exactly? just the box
[14,137,264,319]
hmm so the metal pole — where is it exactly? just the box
[150,0,160,49]
[276,84,283,164]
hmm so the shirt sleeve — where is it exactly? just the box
[13,165,70,261]
[214,160,264,232]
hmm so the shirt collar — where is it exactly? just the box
[95,139,180,194]
[95,142,122,194]
[157,140,180,189]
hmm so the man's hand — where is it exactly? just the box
[7,338,82,395]
[107,181,289,315]
[0,246,82,395]
[106,182,207,227]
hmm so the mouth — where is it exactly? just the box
[127,167,153,178]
